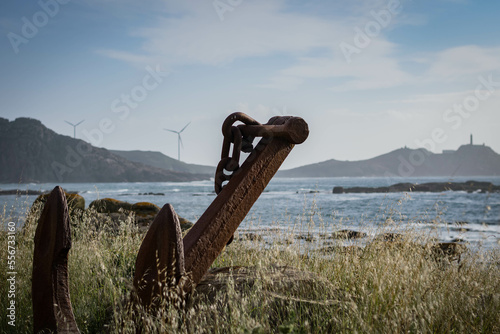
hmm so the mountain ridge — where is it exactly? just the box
[2,117,498,182]
[109,149,215,176]
[279,145,500,178]
[0,117,209,183]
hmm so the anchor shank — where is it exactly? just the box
[183,136,295,285]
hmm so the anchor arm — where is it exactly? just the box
[183,114,309,285]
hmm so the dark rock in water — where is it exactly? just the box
[374,233,405,243]
[296,189,321,194]
[236,233,263,242]
[450,238,467,243]
[0,189,43,196]
[332,186,344,194]
[431,242,467,262]
[331,229,367,240]
[139,192,165,196]
[333,181,500,194]
[296,234,315,242]
[454,221,469,226]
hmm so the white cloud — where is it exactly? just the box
[258,75,303,91]
[98,0,348,67]
[423,45,500,82]
[95,49,153,64]
[96,0,500,95]
[270,38,411,91]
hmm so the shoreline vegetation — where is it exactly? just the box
[1,196,499,333]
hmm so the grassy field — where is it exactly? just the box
[1,199,499,333]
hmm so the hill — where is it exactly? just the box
[110,150,214,176]
[279,145,500,178]
[0,117,208,183]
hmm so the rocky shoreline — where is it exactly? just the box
[29,193,193,232]
[0,189,44,196]
[332,180,500,194]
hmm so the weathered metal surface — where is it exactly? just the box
[134,204,186,307]
[29,113,308,326]
[32,186,79,334]
[183,113,309,286]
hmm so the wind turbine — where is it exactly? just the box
[164,122,191,161]
[65,120,85,139]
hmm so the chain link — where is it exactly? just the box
[214,113,308,194]
[215,113,261,194]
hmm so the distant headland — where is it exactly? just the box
[0,117,213,183]
[1,117,499,183]
[279,139,500,178]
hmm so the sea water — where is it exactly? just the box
[1,176,499,250]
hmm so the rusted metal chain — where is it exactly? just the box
[215,113,308,194]
[215,112,261,194]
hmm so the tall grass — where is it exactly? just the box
[1,198,499,333]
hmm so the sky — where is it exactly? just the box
[1,0,499,169]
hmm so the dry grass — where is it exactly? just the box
[0,198,499,333]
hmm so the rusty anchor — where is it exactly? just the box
[31,113,308,330]
[32,186,80,333]
[134,112,309,306]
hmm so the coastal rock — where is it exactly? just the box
[0,189,43,196]
[374,233,405,243]
[34,192,85,211]
[319,245,363,254]
[178,216,194,231]
[331,229,367,240]
[431,242,468,262]
[89,198,133,213]
[88,198,193,231]
[235,233,263,242]
[296,234,315,242]
[332,181,500,194]
[131,202,160,217]
[332,186,344,194]
[31,191,85,224]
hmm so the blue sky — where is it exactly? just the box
[1,0,499,169]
